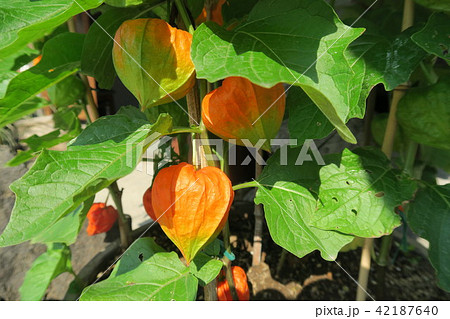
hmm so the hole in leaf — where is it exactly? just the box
[346,181,350,185]
[332,197,338,203]
[351,209,357,215]
[138,253,144,261]
[375,192,385,198]
[365,169,373,174]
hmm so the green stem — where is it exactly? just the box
[108,183,131,250]
[419,61,438,85]
[222,222,239,301]
[232,181,259,191]
[170,126,203,135]
[174,0,195,34]
[403,141,418,175]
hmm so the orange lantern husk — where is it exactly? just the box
[86,203,119,236]
[202,77,286,152]
[113,18,195,108]
[196,0,226,26]
[217,266,250,301]
[143,187,157,221]
[151,162,234,264]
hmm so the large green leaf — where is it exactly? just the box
[350,25,427,109]
[312,148,417,237]
[0,32,84,128]
[255,181,354,261]
[397,78,450,150]
[110,237,221,286]
[81,5,160,89]
[0,0,102,57]
[258,145,340,194]
[412,13,450,63]
[19,243,71,301]
[407,184,450,292]
[80,252,198,301]
[287,86,334,144]
[0,109,173,247]
[191,0,365,143]
[31,197,94,245]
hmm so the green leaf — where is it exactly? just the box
[6,108,82,167]
[31,197,94,245]
[0,46,38,98]
[255,181,354,261]
[397,78,450,150]
[105,0,162,7]
[0,32,84,128]
[414,0,450,11]
[53,106,82,131]
[47,75,85,107]
[412,13,450,63]
[407,184,450,292]
[0,0,102,57]
[80,252,198,301]
[0,46,38,73]
[0,110,173,247]
[313,148,417,237]
[258,146,340,194]
[421,146,450,173]
[110,238,165,278]
[19,243,71,301]
[189,253,222,286]
[202,238,222,257]
[0,71,17,99]
[81,6,158,89]
[222,0,258,25]
[191,0,365,143]
[287,86,334,143]
[353,26,427,98]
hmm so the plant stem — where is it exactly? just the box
[222,221,239,301]
[170,126,203,135]
[67,17,99,121]
[404,141,418,175]
[232,181,259,191]
[252,149,264,266]
[356,0,415,301]
[204,282,218,301]
[174,0,195,34]
[108,183,131,250]
[275,249,288,278]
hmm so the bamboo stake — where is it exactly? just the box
[356,0,415,301]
